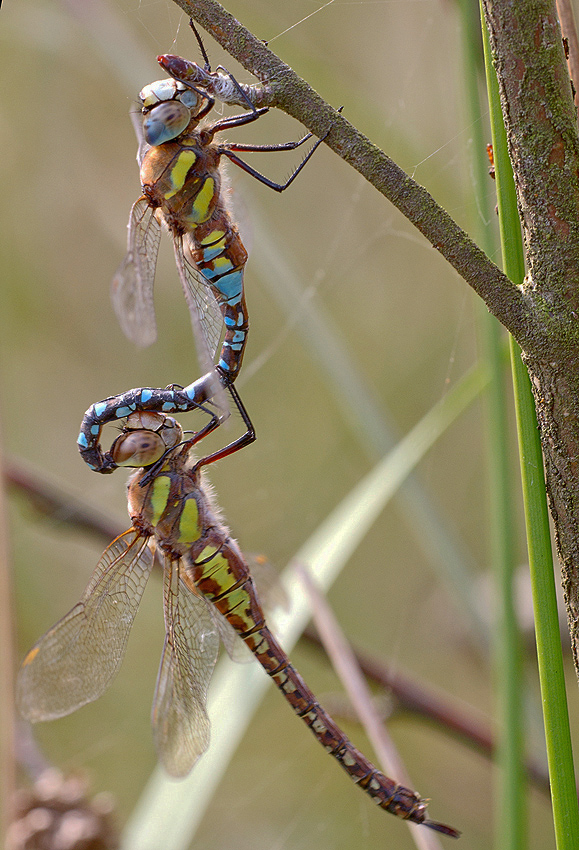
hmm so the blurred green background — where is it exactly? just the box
[2,0,577,847]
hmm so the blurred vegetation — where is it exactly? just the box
[2,0,578,848]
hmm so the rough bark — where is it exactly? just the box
[483,0,579,670]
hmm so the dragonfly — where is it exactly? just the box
[112,42,325,384]
[21,412,459,838]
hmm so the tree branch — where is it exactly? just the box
[171,0,579,675]
[484,0,579,352]
[173,0,539,351]
[482,0,579,671]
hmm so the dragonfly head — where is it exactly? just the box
[139,79,203,145]
[110,411,183,468]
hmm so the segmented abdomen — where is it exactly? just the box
[189,213,248,380]
[189,538,431,826]
[143,140,249,381]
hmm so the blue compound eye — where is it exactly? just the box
[178,89,201,110]
[143,101,191,145]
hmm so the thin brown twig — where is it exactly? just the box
[0,423,17,840]
[6,460,123,543]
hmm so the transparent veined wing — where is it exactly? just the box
[17,531,154,722]
[111,197,161,347]
[208,603,252,664]
[131,107,151,169]
[174,234,224,377]
[152,558,221,777]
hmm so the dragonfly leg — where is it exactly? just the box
[220,133,325,192]
[185,20,267,111]
[211,64,260,111]
[219,106,342,192]
[222,133,313,153]
[188,19,211,72]
[162,21,260,113]
[191,380,255,474]
[202,107,270,140]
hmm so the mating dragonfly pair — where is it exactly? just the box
[79,30,323,475]
[19,25,459,838]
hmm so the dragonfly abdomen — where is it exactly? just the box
[142,139,250,381]
[247,624,435,826]
[191,215,249,379]
[190,538,456,833]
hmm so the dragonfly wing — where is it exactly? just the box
[17,531,154,722]
[111,197,160,347]
[152,559,220,777]
[130,108,151,169]
[174,236,224,372]
[208,604,252,664]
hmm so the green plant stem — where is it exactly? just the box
[462,7,526,849]
[482,7,579,849]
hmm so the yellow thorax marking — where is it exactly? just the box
[164,149,197,199]
[178,497,201,543]
[150,476,172,525]
[189,176,215,223]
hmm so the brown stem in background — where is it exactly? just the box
[6,462,122,543]
[0,425,17,840]
[298,564,448,848]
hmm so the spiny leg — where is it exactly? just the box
[218,110,342,192]
[192,380,255,474]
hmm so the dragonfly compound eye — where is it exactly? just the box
[111,431,166,467]
[142,101,191,146]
